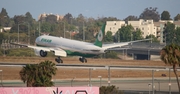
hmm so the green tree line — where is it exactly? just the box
[0,7,180,45]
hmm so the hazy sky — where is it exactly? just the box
[1,0,180,20]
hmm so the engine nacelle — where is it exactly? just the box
[40,50,47,57]
[34,49,47,57]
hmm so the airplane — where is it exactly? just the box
[11,23,150,63]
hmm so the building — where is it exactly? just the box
[38,13,64,21]
[128,19,156,38]
[174,21,180,27]
[154,20,180,43]
[0,27,11,32]
[106,19,180,44]
[153,22,165,43]
[105,21,126,35]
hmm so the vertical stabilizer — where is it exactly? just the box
[94,23,106,47]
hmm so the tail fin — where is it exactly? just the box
[94,23,106,47]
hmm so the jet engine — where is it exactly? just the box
[34,49,47,57]
[40,50,47,57]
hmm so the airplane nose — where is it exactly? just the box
[35,36,41,43]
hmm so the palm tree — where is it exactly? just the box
[19,64,38,87]
[35,60,57,86]
[160,43,180,93]
[19,60,57,87]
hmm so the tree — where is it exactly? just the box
[63,13,73,24]
[73,27,94,42]
[117,25,134,42]
[0,33,4,44]
[19,60,57,87]
[139,7,160,22]
[20,64,37,87]
[104,31,113,42]
[133,29,143,40]
[33,61,57,86]
[76,14,86,26]
[0,8,8,16]
[13,15,26,24]
[160,44,180,93]
[10,24,28,33]
[46,15,57,24]
[163,22,176,44]
[105,51,118,59]
[146,34,159,42]
[41,22,51,33]
[25,12,34,26]
[0,8,10,27]
[175,27,180,45]
[174,14,180,21]
[124,15,138,23]
[161,11,171,20]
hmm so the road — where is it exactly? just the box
[1,77,178,92]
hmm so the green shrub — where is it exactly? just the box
[6,48,35,56]
[105,51,118,59]
[100,85,123,94]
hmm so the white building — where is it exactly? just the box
[105,21,126,35]
[38,13,64,21]
[105,19,180,44]
[0,27,11,32]
[128,19,156,38]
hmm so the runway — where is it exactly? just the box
[0,62,174,71]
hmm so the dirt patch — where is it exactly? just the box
[0,56,173,80]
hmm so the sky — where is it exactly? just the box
[1,0,180,20]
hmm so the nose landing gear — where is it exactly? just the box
[55,56,63,63]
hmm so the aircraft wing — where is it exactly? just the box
[10,42,67,57]
[102,39,151,50]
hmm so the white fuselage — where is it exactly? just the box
[35,35,105,55]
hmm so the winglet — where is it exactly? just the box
[94,23,106,47]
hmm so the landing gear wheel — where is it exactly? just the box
[55,57,63,63]
[84,58,87,63]
[79,57,87,63]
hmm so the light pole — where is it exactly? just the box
[39,21,41,36]
[0,70,2,86]
[89,68,96,86]
[155,79,160,92]
[18,23,19,43]
[83,21,85,41]
[131,32,133,46]
[63,22,65,38]
[98,76,102,87]
[152,70,159,94]
[2,40,5,56]
[89,68,92,86]
[27,22,30,44]
[169,68,171,94]
[71,77,75,87]
[59,21,65,38]
[148,83,151,94]
[152,70,154,94]
[148,49,150,60]
[118,31,120,42]
[151,31,152,47]
[70,17,73,39]
[108,66,111,86]
[18,22,29,44]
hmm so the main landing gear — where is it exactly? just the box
[79,57,87,63]
[55,56,63,63]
